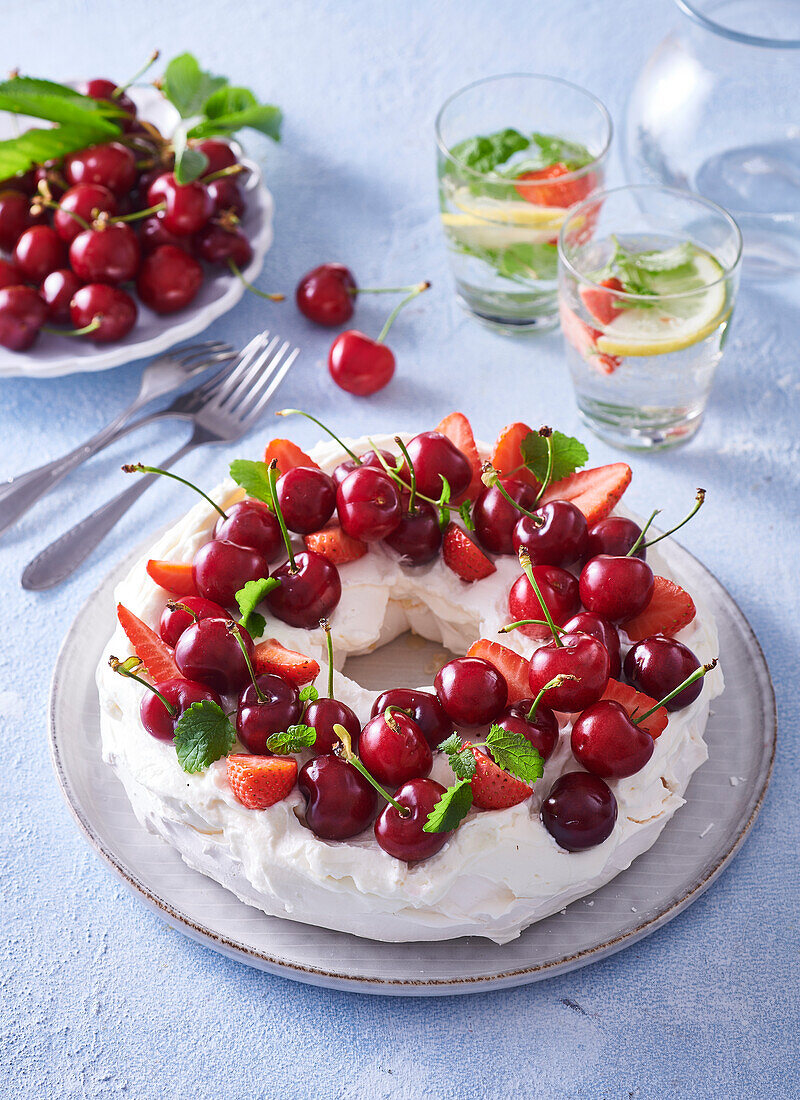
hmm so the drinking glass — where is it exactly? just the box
[436,74,612,334]
[558,184,742,450]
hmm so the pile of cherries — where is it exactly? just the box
[0,77,254,350]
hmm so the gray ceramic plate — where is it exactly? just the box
[49,541,775,996]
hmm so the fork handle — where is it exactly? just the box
[21,438,198,591]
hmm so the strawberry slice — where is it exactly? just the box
[253,639,320,686]
[436,412,483,500]
[540,462,632,525]
[116,603,180,682]
[490,422,540,489]
[263,438,319,474]
[601,678,668,739]
[580,276,624,326]
[227,754,298,810]
[467,744,532,810]
[442,523,496,582]
[513,163,595,209]
[467,639,530,703]
[559,300,622,375]
[622,576,696,642]
[304,525,367,565]
[145,559,197,596]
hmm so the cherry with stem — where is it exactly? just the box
[122,461,228,520]
[109,654,176,717]
[332,722,411,818]
[626,489,706,557]
[518,548,564,647]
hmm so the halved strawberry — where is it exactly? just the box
[513,163,595,209]
[116,603,180,682]
[145,559,197,596]
[559,301,622,375]
[466,744,532,810]
[601,678,668,739]
[580,277,624,326]
[540,462,632,525]
[467,638,530,703]
[442,523,496,582]
[263,438,318,474]
[253,639,320,686]
[304,525,367,565]
[490,422,540,489]
[622,576,696,642]
[227,754,298,810]
[436,412,483,500]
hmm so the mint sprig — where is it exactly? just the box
[299,684,319,704]
[235,576,279,637]
[530,132,593,171]
[520,429,588,487]
[436,476,452,529]
[484,724,544,783]
[423,779,474,834]
[229,459,274,507]
[265,724,317,755]
[174,699,235,773]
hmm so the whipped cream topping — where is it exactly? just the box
[97,434,723,943]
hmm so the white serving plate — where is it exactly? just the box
[48,535,776,996]
[0,86,274,378]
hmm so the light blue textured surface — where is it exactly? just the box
[2,2,797,1097]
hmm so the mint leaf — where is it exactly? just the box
[229,459,274,506]
[0,122,122,179]
[621,241,694,274]
[299,684,319,704]
[162,52,228,119]
[436,475,452,529]
[174,699,235,773]
[459,500,476,531]
[450,747,477,781]
[531,132,593,171]
[190,86,282,141]
[423,780,473,833]
[485,724,544,783]
[266,724,317,754]
[172,126,209,185]
[498,241,558,283]
[438,733,462,755]
[519,430,588,485]
[450,128,530,174]
[235,577,278,637]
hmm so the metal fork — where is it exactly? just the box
[22,331,299,591]
[0,340,235,537]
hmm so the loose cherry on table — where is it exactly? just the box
[434,656,508,727]
[136,245,204,314]
[69,222,141,284]
[304,621,361,755]
[296,263,357,326]
[513,500,589,568]
[623,637,702,711]
[298,753,378,840]
[472,478,540,556]
[159,595,228,648]
[507,556,581,641]
[40,269,83,323]
[65,142,138,196]
[370,688,453,750]
[358,709,432,787]
[336,466,402,542]
[237,672,302,754]
[562,611,621,679]
[192,538,268,607]
[174,617,255,695]
[214,499,283,562]
[13,225,66,283]
[69,283,138,342]
[374,778,451,862]
[147,173,213,237]
[0,286,48,351]
[541,772,618,852]
[276,466,337,534]
[586,515,646,562]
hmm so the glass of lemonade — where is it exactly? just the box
[436,74,612,334]
[558,184,742,450]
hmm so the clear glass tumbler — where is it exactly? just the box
[436,74,611,334]
[558,184,742,450]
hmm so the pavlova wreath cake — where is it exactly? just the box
[97,412,722,944]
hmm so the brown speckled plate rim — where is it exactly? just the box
[48,542,776,995]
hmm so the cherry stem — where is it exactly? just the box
[276,409,359,461]
[321,618,334,698]
[167,600,199,621]
[266,460,296,573]
[481,462,543,524]
[394,436,417,514]
[348,283,429,296]
[369,438,458,514]
[114,49,160,96]
[376,281,430,344]
[228,621,265,702]
[121,462,228,520]
[202,164,246,184]
[627,509,661,557]
[108,655,176,717]
[112,201,165,223]
[332,723,411,816]
[642,489,706,552]
[499,618,566,635]
[633,660,717,724]
[227,260,285,301]
[518,547,563,648]
[42,319,101,338]
[526,674,578,722]
[41,199,91,231]
[533,427,554,504]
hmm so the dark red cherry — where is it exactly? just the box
[623,637,702,711]
[0,189,45,250]
[359,710,432,786]
[374,778,450,861]
[205,177,245,217]
[579,555,654,623]
[331,448,397,488]
[236,674,301,754]
[159,595,228,648]
[512,500,588,567]
[298,754,377,839]
[69,223,140,284]
[0,171,35,196]
[383,501,442,565]
[65,142,137,196]
[79,78,137,124]
[0,259,21,291]
[404,431,471,500]
[563,611,621,679]
[541,772,617,851]
[276,466,336,534]
[0,286,47,350]
[328,329,395,396]
[371,688,453,749]
[174,617,255,695]
[138,213,191,254]
[194,222,252,267]
[495,700,559,761]
[336,467,402,542]
[192,539,268,607]
[508,564,581,639]
[296,263,356,326]
[472,478,540,555]
[528,633,611,711]
[140,677,221,741]
[571,700,655,778]
[214,499,282,562]
[136,245,203,313]
[586,515,646,561]
[193,139,240,177]
[69,284,137,342]
[304,697,361,755]
[40,269,83,322]
[54,183,117,243]
[266,551,342,628]
[147,173,213,236]
[434,656,508,727]
[13,226,66,283]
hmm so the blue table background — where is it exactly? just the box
[3,1,797,1096]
